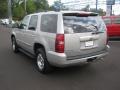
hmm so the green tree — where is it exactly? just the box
[12,4,25,20]
[26,0,36,14]
[11,0,51,20]
[12,0,36,19]
[35,0,49,12]
[0,0,8,18]
[12,0,25,20]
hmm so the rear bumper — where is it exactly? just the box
[47,45,110,67]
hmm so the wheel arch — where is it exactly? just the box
[11,34,16,41]
[11,31,16,39]
[34,43,46,55]
[11,34,15,38]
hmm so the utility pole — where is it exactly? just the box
[96,0,98,12]
[25,0,27,14]
[106,0,115,16]
[7,0,12,25]
[59,0,61,10]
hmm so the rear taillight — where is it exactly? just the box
[55,34,64,53]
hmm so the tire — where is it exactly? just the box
[36,48,52,74]
[11,37,19,53]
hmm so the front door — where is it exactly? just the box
[16,16,30,49]
[22,15,38,54]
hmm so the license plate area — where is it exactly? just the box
[85,41,94,47]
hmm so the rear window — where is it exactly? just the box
[103,18,111,25]
[63,15,105,34]
[112,17,120,24]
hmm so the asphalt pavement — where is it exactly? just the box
[0,25,120,90]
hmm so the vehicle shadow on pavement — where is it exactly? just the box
[46,63,98,77]
[17,50,97,76]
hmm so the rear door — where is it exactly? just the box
[63,14,107,58]
[40,14,58,51]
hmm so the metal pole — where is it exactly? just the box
[110,5,112,15]
[59,0,61,10]
[7,0,12,25]
[96,0,98,12]
[25,0,27,14]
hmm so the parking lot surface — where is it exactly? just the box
[0,25,120,90]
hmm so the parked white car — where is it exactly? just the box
[1,19,15,25]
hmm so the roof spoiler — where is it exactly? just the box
[63,13,98,17]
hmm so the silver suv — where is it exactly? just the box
[11,11,109,73]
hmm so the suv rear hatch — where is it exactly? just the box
[63,13,107,60]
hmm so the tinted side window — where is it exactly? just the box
[112,17,120,24]
[103,18,111,25]
[28,15,38,31]
[41,14,58,33]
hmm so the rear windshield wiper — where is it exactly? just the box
[92,31,104,34]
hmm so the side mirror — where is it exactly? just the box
[12,22,19,28]
[19,23,27,29]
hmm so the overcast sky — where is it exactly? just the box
[47,0,120,15]
[48,0,55,5]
